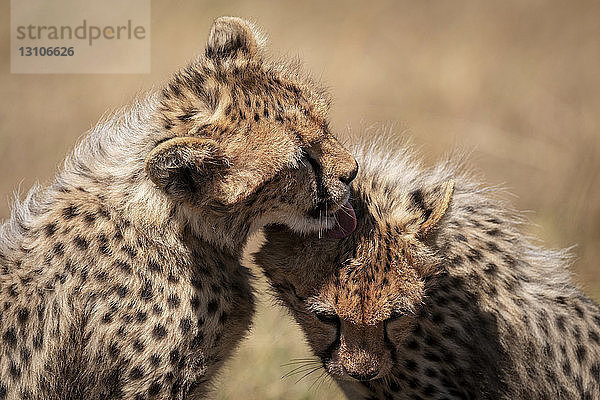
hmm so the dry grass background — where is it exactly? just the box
[1,1,599,399]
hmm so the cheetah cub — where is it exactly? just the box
[255,140,600,400]
[0,17,358,399]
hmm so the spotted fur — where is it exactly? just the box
[255,137,600,399]
[0,17,357,399]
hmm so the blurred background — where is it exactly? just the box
[1,1,599,398]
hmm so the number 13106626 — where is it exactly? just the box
[19,47,75,56]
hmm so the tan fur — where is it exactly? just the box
[0,17,356,399]
[418,179,454,237]
[255,138,600,399]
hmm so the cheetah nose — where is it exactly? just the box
[347,370,378,381]
[339,161,359,185]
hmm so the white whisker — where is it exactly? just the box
[294,366,322,384]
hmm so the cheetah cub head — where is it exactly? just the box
[254,163,455,382]
[145,17,358,239]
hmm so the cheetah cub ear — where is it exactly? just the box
[145,137,226,203]
[205,16,266,60]
[413,179,455,238]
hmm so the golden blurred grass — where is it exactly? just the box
[1,1,599,398]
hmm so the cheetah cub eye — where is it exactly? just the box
[313,310,341,325]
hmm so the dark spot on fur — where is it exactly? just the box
[148,259,162,273]
[109,342,120,358]
[177,111,196,121]
[122,245,137,259]
[133,339,145,352]
[153,324,167,339]
[130,367,144,380]
[191,277,203,290]
[9,361,21,379]
[486,241,500,252]
[556,315,566,332]
[148,381,162,396]
[167,294,180,309]
[589,330,600,344]
[83,212,96,224]
[115,285,128,298]
[98,206,110,219]
[3,328,17,348]
[63,205,79,219]
[441,325,457,338]
[20,347,31,365]
[484,262,498,275]
[486,228,501,236]
[409,189,426,211]
[180,318,192,334]
[422,385,436,396]
[407,377,420,389]
[74,235,89,250]
[96,271,108,282]
[466,248,483,262]
[44,223,58,237]
[169,349,180,366]
[431,312,444,324]
[114,260,132,274]
[17,308,29,324]
[576,345,587,363]
[591,363,600,383]
[97,234,110,255]
[455,234,467,242]
[405,339,420,351]
[150,354,161,367]
[140,280,153,302]
[562,360,572,376]
[190,296,200,311]
[167,273,180,284]
[33,331,43,349]
[424,351,441,362]
[207,299,219,315]
[136,311,148,323]
[191,332,204,349]
[404,359,418,371]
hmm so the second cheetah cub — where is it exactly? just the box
[0,17,357,399]
[255,140,600,400]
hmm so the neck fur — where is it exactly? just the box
[1,92,255,259]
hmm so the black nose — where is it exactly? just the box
[347,370,378,381]
[340,161,359,184]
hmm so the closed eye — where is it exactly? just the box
[299,149,320,175]
[312,309,342,362]
[385,310,406,323]
[313,311,340,325]
[305,154,321,176]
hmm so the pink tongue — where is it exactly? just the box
[326,200,357,239]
